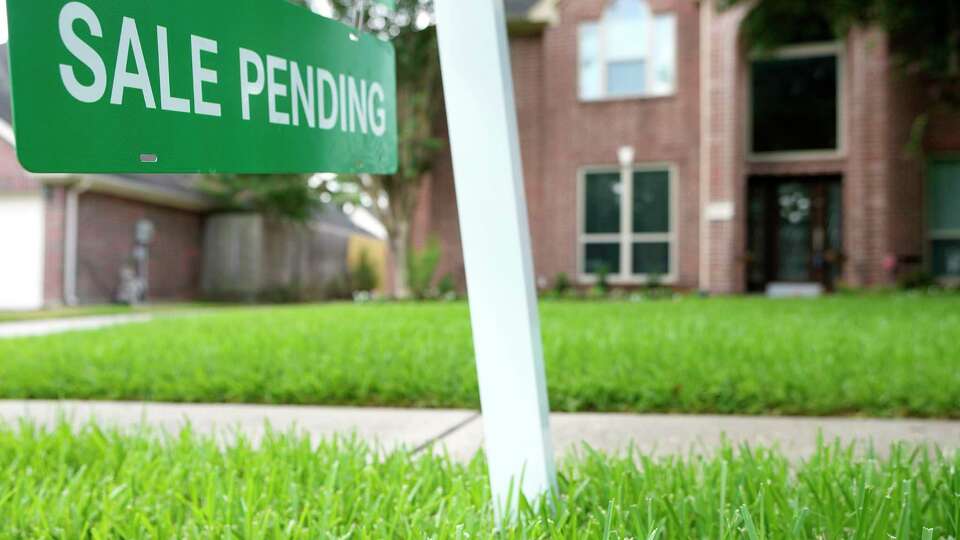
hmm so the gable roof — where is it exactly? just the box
[0,44,211,209]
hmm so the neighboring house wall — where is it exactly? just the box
[0,141,45,310]
[0,193,44,309]
[0,139,35,193]
[75,192,204,304]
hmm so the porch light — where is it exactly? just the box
[617,145,635,167]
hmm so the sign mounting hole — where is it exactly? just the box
[140,154,158,163]
[348,33,359,42]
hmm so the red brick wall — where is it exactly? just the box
[0,141,37,193]
[540,0,701,288]
[76,192,204,304]
[884,75,960,277]
[422,0,702,290]
[703,0,749,293]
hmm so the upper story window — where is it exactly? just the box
[578,0,677,101]
[750,43,842,158]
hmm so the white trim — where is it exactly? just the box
[928,157,960,277]
[698,0,712,292]
[750,42,842,60]
[0,118,15,146]
[63,181,93,306]
[576,162,679,285]
[746,41,846,162]
[527,0,559,25]
[577,3,678,102]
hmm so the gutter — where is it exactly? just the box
[40,174,214,212]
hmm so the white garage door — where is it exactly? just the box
[0,194,44,310]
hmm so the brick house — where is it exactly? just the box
[415,0,960,294]
[0,45,211,310]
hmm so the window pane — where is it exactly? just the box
[604,0,649,61]
[650,14,676,95]
[752,55,838,153]
[633,242,669,275]
[578,23,602,100]
[606,0,646,18]
[929,160,960,231]
[585,243,621,274]
[776,183,813,281]
[932,239,960,277]
[585,173,621,234]
[607,61,646,96]
[633,170,670,233]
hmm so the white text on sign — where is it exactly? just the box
[57,1,388,136]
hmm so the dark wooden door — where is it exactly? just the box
[747,176,843,291]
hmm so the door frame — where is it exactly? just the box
[747,175,843,292]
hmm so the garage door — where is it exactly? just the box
[0,193,44,310]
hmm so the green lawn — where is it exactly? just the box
[0,295,958,417]
[0,423,955,538]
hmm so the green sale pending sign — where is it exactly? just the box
[5,0,398,174]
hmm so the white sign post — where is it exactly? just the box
[435,0,557,523]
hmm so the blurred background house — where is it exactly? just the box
[414,0,960,295]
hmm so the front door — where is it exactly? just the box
[747,175,843,292]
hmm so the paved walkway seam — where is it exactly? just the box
[413,412,482,455]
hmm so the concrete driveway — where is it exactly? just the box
[0,314,153,339]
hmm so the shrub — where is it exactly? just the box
[408,238,442,300]
[323,276,353,301]
[351,250,379,293]
[590,264,611,297]
[898,271,936,291]
[436,273,457,299]
[552,272,572,296]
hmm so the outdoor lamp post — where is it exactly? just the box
[618,145,636,169]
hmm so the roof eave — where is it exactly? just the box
[507,18,549,37]
[39,174,214,212]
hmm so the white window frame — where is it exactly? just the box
[747,42,846,162]
[577,162,679,285]
[928,157,960,279]
[577,3,677,102]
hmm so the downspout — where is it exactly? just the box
[63,179,92,306]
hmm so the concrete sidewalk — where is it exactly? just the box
[0,314,154,339]
[2,400,958,461]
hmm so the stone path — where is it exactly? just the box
[0,314,153,339]
[1,400,957,462]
